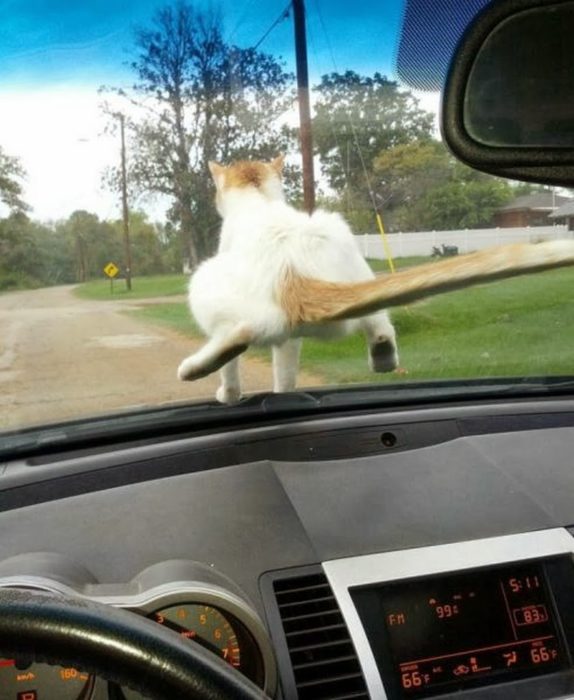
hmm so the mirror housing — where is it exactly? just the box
[442,0,574,186]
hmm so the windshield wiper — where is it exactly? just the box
[2,376,574,461]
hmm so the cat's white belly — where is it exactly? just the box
[188,255,291,344]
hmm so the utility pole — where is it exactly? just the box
[118,114,132,291]
[292,0,315,214]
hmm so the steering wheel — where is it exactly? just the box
[0,588,268,699]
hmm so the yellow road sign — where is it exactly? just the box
[104,262,120,278]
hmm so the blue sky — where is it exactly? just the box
[0,0,443,220]
[0,0,406,89]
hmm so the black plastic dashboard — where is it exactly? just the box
[2,396,574,699]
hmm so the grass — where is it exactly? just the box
[74,274,188,300]
[125,265,574,385]
[367,256,430,272]
[73,259,424,302]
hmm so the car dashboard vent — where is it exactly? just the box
[268,569,369,699]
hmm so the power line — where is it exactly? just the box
[253,2,292,51]
[311,0,396,272]
[311,0,380,214]
[226,0,259,44]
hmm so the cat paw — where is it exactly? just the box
[369,340,399,373]
[216,385,242,404]
[178,357,200,381]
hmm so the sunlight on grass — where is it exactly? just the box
[75,274,188,300]
[74,258,421,302]
[125,265,574,386]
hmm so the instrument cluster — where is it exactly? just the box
[0,555,276,700]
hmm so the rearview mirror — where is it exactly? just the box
[442,0,574,185]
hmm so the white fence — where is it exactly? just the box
[360,225,571,259]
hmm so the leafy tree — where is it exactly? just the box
[373,141,450,212]
[0,214,70,290]
[312,71,434,206]
[373,139,513,231]
[413,179,512,231]
[105,2,294,267]
[60,211,122,282]
[110,212,172,276]
[0,146,28,214]
[511,182,550,196]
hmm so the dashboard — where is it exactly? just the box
[1,397,574,699]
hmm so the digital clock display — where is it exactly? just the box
[351,562,571,698]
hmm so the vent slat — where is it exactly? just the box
[292,653,358,671]
[286,621,347,638]
[282,608,342,624]
[278,594,336,609]
[275,582,332,596]
[289,637,352,654]
[297,672,365,689]
[272,571,369,699]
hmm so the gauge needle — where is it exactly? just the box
[158,619,227,658]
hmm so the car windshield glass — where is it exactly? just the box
[1,0,572,435]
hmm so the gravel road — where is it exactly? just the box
[0,285,321,430]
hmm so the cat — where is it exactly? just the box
[177,155,574,403]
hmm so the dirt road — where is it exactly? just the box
[0,286,321,430]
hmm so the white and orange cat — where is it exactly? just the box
[178,155,574,403]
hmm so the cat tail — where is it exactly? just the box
[280,239,574,324]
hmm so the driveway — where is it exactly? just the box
[0,286,321,429]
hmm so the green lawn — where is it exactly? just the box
[367,256,430,272]
[74,274,188,300]
[73,259,421,302]
[126,266,574,385]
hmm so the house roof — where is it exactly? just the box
[498,192,572,212]
[549,200,574,218]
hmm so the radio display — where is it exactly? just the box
[351,562,571,698]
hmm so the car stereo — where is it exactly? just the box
[352,558,573,698]
[324,529,574,700]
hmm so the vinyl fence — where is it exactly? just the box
[360,225,571,259]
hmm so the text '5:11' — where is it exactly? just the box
[508,576,541,593]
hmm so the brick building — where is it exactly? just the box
[494,192,572,227]
[549,201,574,231]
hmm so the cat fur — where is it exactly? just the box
[178,156,574,403]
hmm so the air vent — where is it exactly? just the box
[272,571,369,700]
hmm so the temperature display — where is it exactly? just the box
[352,562,569,698]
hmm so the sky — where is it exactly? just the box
[0,0,442,222]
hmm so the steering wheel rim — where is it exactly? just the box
[0,587,267,700]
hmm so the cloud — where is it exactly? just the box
[0,81,440,223]
[0,86,119,220]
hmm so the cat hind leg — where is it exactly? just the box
[177,326,252,382]
[216,357,242,404]
[361,312,399,373]
[272,338,302,393]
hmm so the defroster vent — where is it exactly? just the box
[268,569,369,699]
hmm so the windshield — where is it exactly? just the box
[1,0,572,434]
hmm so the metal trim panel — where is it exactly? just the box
[323,528,574,699]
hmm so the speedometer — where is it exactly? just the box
[0,659,93,700]
[118,602,265,700]
[0,559,277,698]
[152,603,242,669]
[148,602,264,684]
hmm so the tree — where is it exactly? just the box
[312,71,434,200]
[373,139,513,231]
[0,146,28,214]
[0,214,72,290]
[60,211,122,282]
[110,212,170,276]
[373,141,450,212]
[414,179,512,231]
[105,2,294,267]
